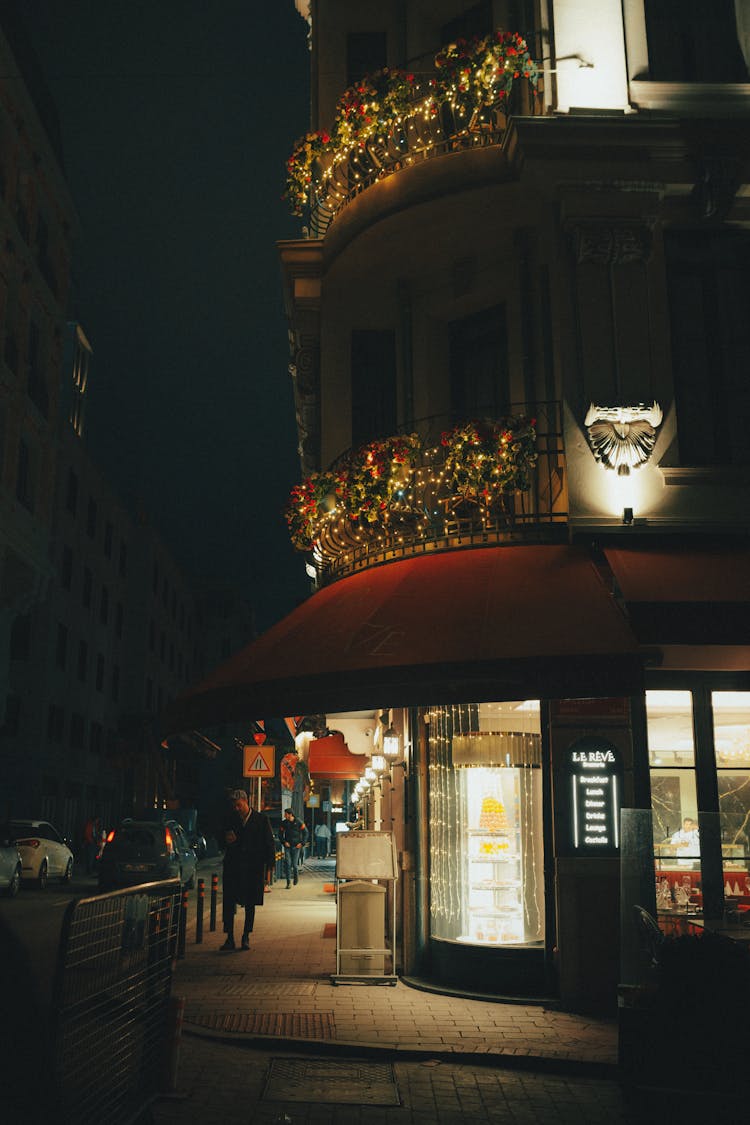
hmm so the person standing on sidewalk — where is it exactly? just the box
[314,821,331,858]
[279,807,308,887]
[221,789,275,951]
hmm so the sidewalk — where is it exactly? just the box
[173,857,619,1074]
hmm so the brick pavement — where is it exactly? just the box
[152,859,721,1124]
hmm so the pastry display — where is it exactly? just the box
[478,795,509,833]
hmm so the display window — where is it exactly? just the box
[426,701,545,948]
[646,690,702,913]
[712,691,750,902]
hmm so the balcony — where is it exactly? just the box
[286,31,541,238]
[286,403,567,586]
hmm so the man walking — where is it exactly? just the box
[279,807,308,887]
[221,789,275,951]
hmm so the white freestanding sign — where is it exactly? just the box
[332,831,398,986]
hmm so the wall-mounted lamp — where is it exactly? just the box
[382,719,400,762]
[371,753,387,777]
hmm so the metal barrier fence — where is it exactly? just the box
[52,879,181,1125]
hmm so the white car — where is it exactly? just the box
[0,827,22,896]
[10,819,74,888]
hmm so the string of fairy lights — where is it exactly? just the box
[285,30,539,231]
[286,418,541,577]
[426,703,544,946]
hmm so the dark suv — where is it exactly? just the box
[98,818,197,892]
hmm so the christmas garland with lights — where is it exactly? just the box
[285,30,538,217]
[285,418,537,552]
[441,417,538,505]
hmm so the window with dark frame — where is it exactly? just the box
[346,31,387,88]
[665,230,750,467]
[351,329,397,449]
[449,304,510,422]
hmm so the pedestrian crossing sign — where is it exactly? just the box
[243,743,275,777]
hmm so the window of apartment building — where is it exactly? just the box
[346,31,387,88]
[66,468,78,515]
[644,0,747,82]
[9,613,31,660]
[86,496,97,538]
[47,703,65,743]
[449,304,510,422]
[100,584,109,625]
[82,567,92,609]
[77,639,88,682]
[89,721,103,755]
[1,693,21,736]
[351,329,397,448]
[115,601,123,639]
[111,664,120,701]
[56,623,68,669]
[16,435,35,512]
[665,230,750,467]
[96,654,104,692]
[119,541,128,577]
[440,0,493,46]
[61,544,73,590]
[104,521,113,558]
[69,711,85,748]
[27,319,49,417]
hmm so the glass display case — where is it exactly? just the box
[428,703,545,950]
[463,768,526,944]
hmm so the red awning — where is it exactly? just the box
[307,733,364,780]
[163,544,643,733]
[604,541,750,647]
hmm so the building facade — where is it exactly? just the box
[0,10,76,732]
[170,0,750,1013]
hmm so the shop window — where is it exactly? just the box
[712,691,750,903]
[426,700,544,948]
[647,690,702,912]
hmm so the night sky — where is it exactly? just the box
[20,1,312,631]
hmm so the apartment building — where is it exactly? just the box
[168,1,750,1013]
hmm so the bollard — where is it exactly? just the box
[177,887,188,959]
[195,878,204,943]
[210,872,218,931]
[161,994,185,1094]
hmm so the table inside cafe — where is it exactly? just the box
[655,843,750,939]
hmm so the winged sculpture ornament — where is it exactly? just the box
[584,401,663,476]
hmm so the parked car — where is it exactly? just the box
[0,826,22,897]
[10,819,74,888]
[98,818,197,892]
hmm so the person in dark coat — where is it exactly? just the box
[221,789,275,951]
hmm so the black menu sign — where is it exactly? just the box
[564,737,622,856]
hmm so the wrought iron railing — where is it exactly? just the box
[307,74,542,237]
[312,402,566,585]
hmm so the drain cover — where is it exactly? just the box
[263,1058,399,1105]
[188,1011,334,1038]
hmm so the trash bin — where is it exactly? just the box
[338,880,386,976]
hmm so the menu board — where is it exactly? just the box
[563,737,622,856]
